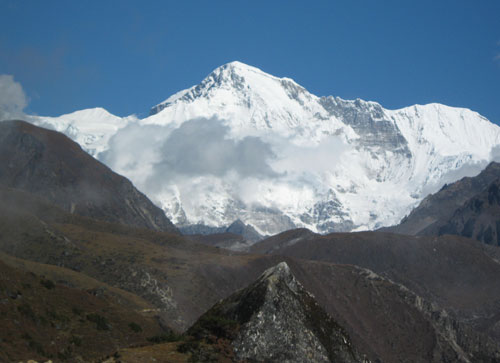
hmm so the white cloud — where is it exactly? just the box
[98,116,353,228]
[0,75,28,121]
[101,117,280,194]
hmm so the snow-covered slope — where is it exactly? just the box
[30,107,134,156]
[30,61,500,236]
[147,61,356,143]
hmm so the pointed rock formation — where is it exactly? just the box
[188,261,364,363]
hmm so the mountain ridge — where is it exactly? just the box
[25,61,500,236]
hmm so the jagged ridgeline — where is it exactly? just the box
[29,61,500,237]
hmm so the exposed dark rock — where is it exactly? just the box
[384,161,500,249]
[320,96,411,158]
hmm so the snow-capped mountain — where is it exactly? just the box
[30,107,136,156]
[31,61,500,236]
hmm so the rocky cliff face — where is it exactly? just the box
[319,96,411,158]
[0,120,178,233]
[188,262,364,363]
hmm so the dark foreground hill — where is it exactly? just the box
[107,258,500,363]
[109,262,363,362]
[3,185,499,361]
[0,120,177,233]
[251,229,500,346]
[187,262,362,362]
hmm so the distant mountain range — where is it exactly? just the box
[26,61,500,236]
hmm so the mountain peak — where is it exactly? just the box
[218,60,265,74]
[260,261,293,282]
[212,61,305,93]
[32,62,500,237]
[149,61,307,117]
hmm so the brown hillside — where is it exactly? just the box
[0,120,177,233]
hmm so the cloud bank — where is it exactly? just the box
[99,117,351,227]
[101,118,281,192]
[0,75,28,121]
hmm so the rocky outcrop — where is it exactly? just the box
[188,262,364,363]
[320,96,411,158]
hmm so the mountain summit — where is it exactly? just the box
[146,61,353,141]
[30,61,500,236]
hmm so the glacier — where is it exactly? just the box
[29,61,500,236]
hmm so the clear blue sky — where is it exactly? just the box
[1,0,499,123]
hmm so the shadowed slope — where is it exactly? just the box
[439,178,500,246]
[0,120,178,233]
